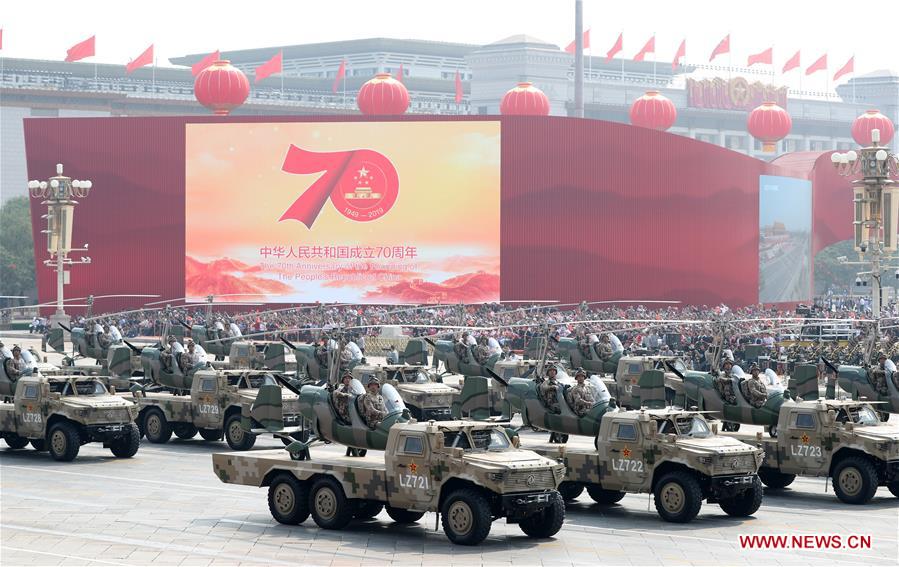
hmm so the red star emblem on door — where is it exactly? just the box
[622,447,631,458]
[409,462,417,474]
[800,434,810,444]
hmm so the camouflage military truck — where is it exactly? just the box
[0,375,140,461]
[603,355,688,409]
[213,419,566,545]
[351,363,456,421]
[728,399,899,503]
[527,407,764,523]
[833,363,899,415]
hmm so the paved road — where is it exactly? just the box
[759,233,810,303]
[2,426,897,566]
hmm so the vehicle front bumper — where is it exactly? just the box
[84,422,136,441]
[502,490,559,521]
[707,473,758,501]
[420,407,453,421]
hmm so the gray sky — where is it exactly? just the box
[1,0,893,90]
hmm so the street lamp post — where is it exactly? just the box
[28,164,93,332]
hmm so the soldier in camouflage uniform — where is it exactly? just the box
[4,346,23,381]
[565,368,595,416]
[360,376,388,429]
[594,334,614,361]
[539,366,561,414]
[743,363,768,408]
[715,359,737,405]
[454,333,471,364]
[332,372,353,423]
[871,353,890,396]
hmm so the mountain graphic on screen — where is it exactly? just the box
[185,256,292,298]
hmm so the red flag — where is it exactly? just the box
[454,70,463,103]
[747,47,772,67]
[396,63,404,84]
[126,44,154,74]
[192,50,219,76]
[65,35,95,62]
[605,33,623,62]
[672,39,686,70]
[332,60,346,93]
[633,35,655,62]
[254,50,282,83]
[564,29,591,54]
[782,50,800,73]
[709,34,729,62]
[0,29,3,50]
[805,53,827,75]
[833,56,854,81]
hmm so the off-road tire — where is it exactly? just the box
[832,456,879,504]
[109,427,141,458]
[888,481,899,498]
[30,439,47,451]
[518,493,564,538]
[173,423,198,440]
[586,485,626,504]
[4,435,29,449]
[354,501,384,519]
[309,477,353,530]
[143,408,172,444]
[558,482,584,502]
[224,414,256,451]
[441,488,492,545]
[48,421,81,462]
[719,477,764,517]
[758,467,796,489]
[385,506,425,524]
[198,428,221,441]
[267,473,310,525]
[654,470,703,523]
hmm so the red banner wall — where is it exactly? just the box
[24,115,800,312]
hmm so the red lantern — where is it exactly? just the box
[500,82,550,116]
[194,60,250,116]
[747,102,792,152]
[356,73,410,115]
[629,90,677,131]
[852,109,894,146]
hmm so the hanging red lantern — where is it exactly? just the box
[851,109,894,146]
[629,90,677,131]
[194,60,250,116]
[500,82,550,116]
[747,102,792,152]
[356,73,410,115]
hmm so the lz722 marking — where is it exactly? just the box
[611,459,644,472]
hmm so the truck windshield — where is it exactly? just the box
[838,406,880,426]
[443,428,511,451]
[659,415,712,438]
[244,374,277,388]
[60,381,107,396]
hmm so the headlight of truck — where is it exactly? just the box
[488,472,507,482]
[697,455,714,465]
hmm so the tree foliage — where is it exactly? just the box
[0,197,37,298]
[814,240,862,294]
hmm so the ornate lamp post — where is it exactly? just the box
[27,164,93,331]
[832,129,899,319]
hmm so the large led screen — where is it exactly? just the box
[185,121,501,303]
[758,175,813,303]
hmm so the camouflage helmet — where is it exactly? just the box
[749,363,760,372]
[574,367,587,379]
[167,335,176,343]
[546,365,558,376]
[11,345,21,353]
[341,371,353,381]
[366,375,381,386]
[877,352,887,360]
[722,359,734,367]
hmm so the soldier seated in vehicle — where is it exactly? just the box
[359,376,387,429]
[162,335,184,374]
[594,334,614,361]
[577,330,593,360]
[565,368,595,417]
[740,363,768,408]
[3,346,23,381]
[473,337,490,364]
[454,333,471,364]
[714,359,738,405]
[538,366,561,414]
[384,345,399,365]
[314,338,329,368]
[870,353,890,396]
[331,372,354,424]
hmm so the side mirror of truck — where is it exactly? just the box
[648,420,658,437]
[109,385,116,395]
[826,409,836,425]
[711,422,719,435]
[452,447,464,458]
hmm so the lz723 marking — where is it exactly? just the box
[790,445,822,457]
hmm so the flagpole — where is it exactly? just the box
[652,34,656,85]
[152,57,156,93]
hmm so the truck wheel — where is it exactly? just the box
[719,477,763,517]
[441,488,492,545]
[30,439,47,451]
[225,414,256,451]
[586,485,626,504]
[832,456,879,504]
[173,423,198,440]
[48,422,81,462]
[385,506,425,524]
[757,467,795,489]
[109,427,141,458]
[4,435,29,449]
[519,492,564,538]
[198,428,221,441]
[653,471,702,523]
[267,473,310,525]
[354,501,384,519]
[888,481,899,498]
[309,477,353,530]
[143,409,172,444]
[558,482,584,502]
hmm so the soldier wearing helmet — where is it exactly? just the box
[539,366,561,414]
[743,363,767,408]
[566,368,595,417]
[332,371,354,423]
[360,376,387,429]
[454,333,471,364]
[4,345,22,381]
[594,334,614,361]
[715,359,737,405]
[871,352,890,396]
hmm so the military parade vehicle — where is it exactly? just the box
[351,362,456,422]
[182,321,296,372]
[215,384,566,545]
[0,374,140,461]
[132,348,302,449]
[833,362,899,415]
[530,406,764,523]
[727,398,899,503]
